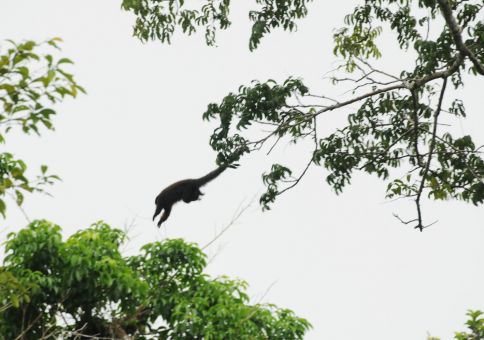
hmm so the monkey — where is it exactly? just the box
[153,166,226,227]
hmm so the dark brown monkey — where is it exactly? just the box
[153,166,226,226]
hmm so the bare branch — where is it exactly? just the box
[266,135,283,155]
[202,198,254,251]
[306,94,340,104]
[393,213,418,225]
[312,54,463,118]
[7,192,31,224]
[15,312,43,340]
[276,156,313,197]
[355,56,400,80]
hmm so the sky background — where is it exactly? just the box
[1,1,483,339]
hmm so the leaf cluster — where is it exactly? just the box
[248,0,312,51]
[121,0,232,46]
[203,78,309,167]
[0,39,84,137]
[429,310,484,340]
[0,153,60,218]
[0,39,83,218]
[121,0,313,50]
[455,310,484,340]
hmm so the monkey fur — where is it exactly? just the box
[153,166,226,227]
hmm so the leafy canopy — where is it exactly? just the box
[0,220,311,339]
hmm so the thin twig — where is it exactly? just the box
[277,157,313,197]
[202,198,254,251]
[7,192,31,223]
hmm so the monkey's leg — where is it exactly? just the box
[153,203,163,221]
[157,205,172,227]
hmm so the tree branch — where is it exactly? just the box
[414,77,448,231]
[437,0,484,75]
[411,90,425,168]
[312,54,463,118]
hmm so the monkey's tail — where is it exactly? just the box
[195,166,226,187]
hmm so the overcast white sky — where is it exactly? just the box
[1,1,483,339]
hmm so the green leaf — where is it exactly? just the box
[10,294,19,308]
[0,200,6,218]
[57,58,73,65]
[15,190,23,205]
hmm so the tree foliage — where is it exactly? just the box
[454,310,484,340]
[121,0,312,50]
[1,1,482,338]
[123,0,484,230]
[428,310,484,340]
[0,39,84,217]
[0,220,311,339]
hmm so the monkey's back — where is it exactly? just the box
[155,179,195,205]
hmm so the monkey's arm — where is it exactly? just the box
[182,185,202,203]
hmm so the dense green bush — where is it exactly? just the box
[0,220,310,339]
